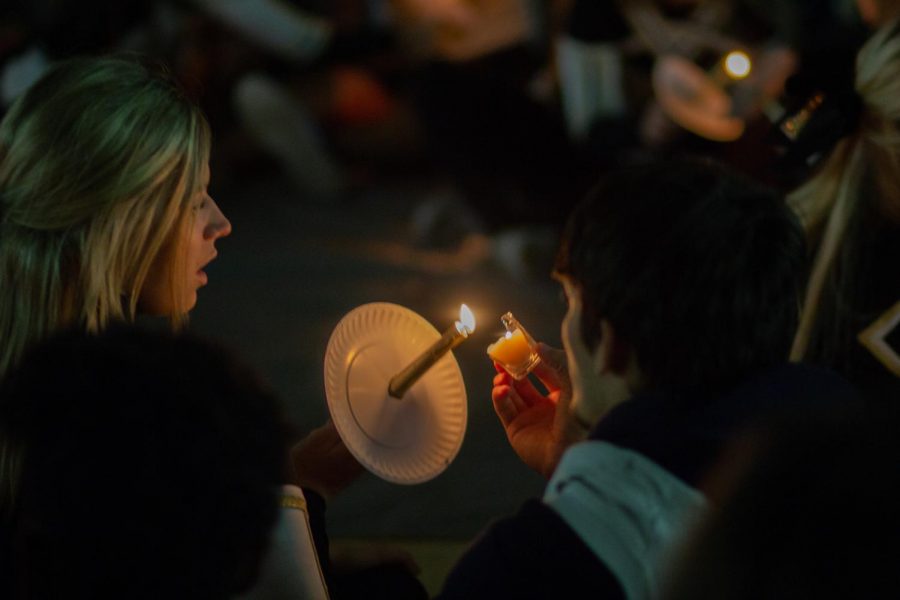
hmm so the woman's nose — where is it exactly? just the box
[204,199,232,240]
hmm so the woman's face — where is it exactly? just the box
[140,163,232,315]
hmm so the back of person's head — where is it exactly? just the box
[787,19,900,363]
[555,158,805,397]
[0,327,287,599]
[0,54,211,378]
[662,402,900,599]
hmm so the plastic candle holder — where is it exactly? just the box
[487,312,540,380]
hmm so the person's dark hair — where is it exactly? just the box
[0,326,288,599]
[555,158,806,395]
[662,402,900,599]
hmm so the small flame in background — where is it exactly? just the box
[724,50,752,80]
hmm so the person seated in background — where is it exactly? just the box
[778,12,900,399]
[661,401,899,599]
[437,158,856,599]
[556,0,820,154]
[0,327,291,598]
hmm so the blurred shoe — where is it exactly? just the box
[409,188,486,249]
[490,226,557,281]
[233,72,346,203]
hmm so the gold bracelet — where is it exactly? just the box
[280,495,308,512]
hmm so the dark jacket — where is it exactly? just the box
[437,363,856,599]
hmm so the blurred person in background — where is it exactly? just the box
[555,0,863,178]
[662,401,898,600]
[0,0,165,111]
[0,327,291,598]
[394,0,589,249]
[777,11,900,398]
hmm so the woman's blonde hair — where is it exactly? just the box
[0,56,210,515]
[788,21,900,362]
[0,55,211,379]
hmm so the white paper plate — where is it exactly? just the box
[324,303,467,484]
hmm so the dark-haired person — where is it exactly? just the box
[0,327,294,598]
[0,327,420,600]
[436,159,856,599]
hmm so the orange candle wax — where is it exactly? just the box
[488,329,533,367]
[487,312,540,379]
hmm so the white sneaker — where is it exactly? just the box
[233,72,346,202]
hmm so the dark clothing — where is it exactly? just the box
[304,488,428,600]
[441,499,623,599]
[590,363,856,486]
[806,216,900,403]
[415,45,589,230]
[438,363,855,599]
[302,488,333,590]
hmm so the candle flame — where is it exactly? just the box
[723,50,751,80]
[458,304,476,334]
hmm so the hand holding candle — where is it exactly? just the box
[388,304,476,399]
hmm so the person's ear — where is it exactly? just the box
[592,319,631,376]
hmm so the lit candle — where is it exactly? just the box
[712,49,752,88]
[487,312,540,380]
[723,50,752,80]
[388,304,476,399]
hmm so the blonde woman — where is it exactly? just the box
[0,55,232,380]
[786,17,900,395]
[0,53,234,542]
[0,56,382,598]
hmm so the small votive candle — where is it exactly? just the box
[487,312,540,380]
